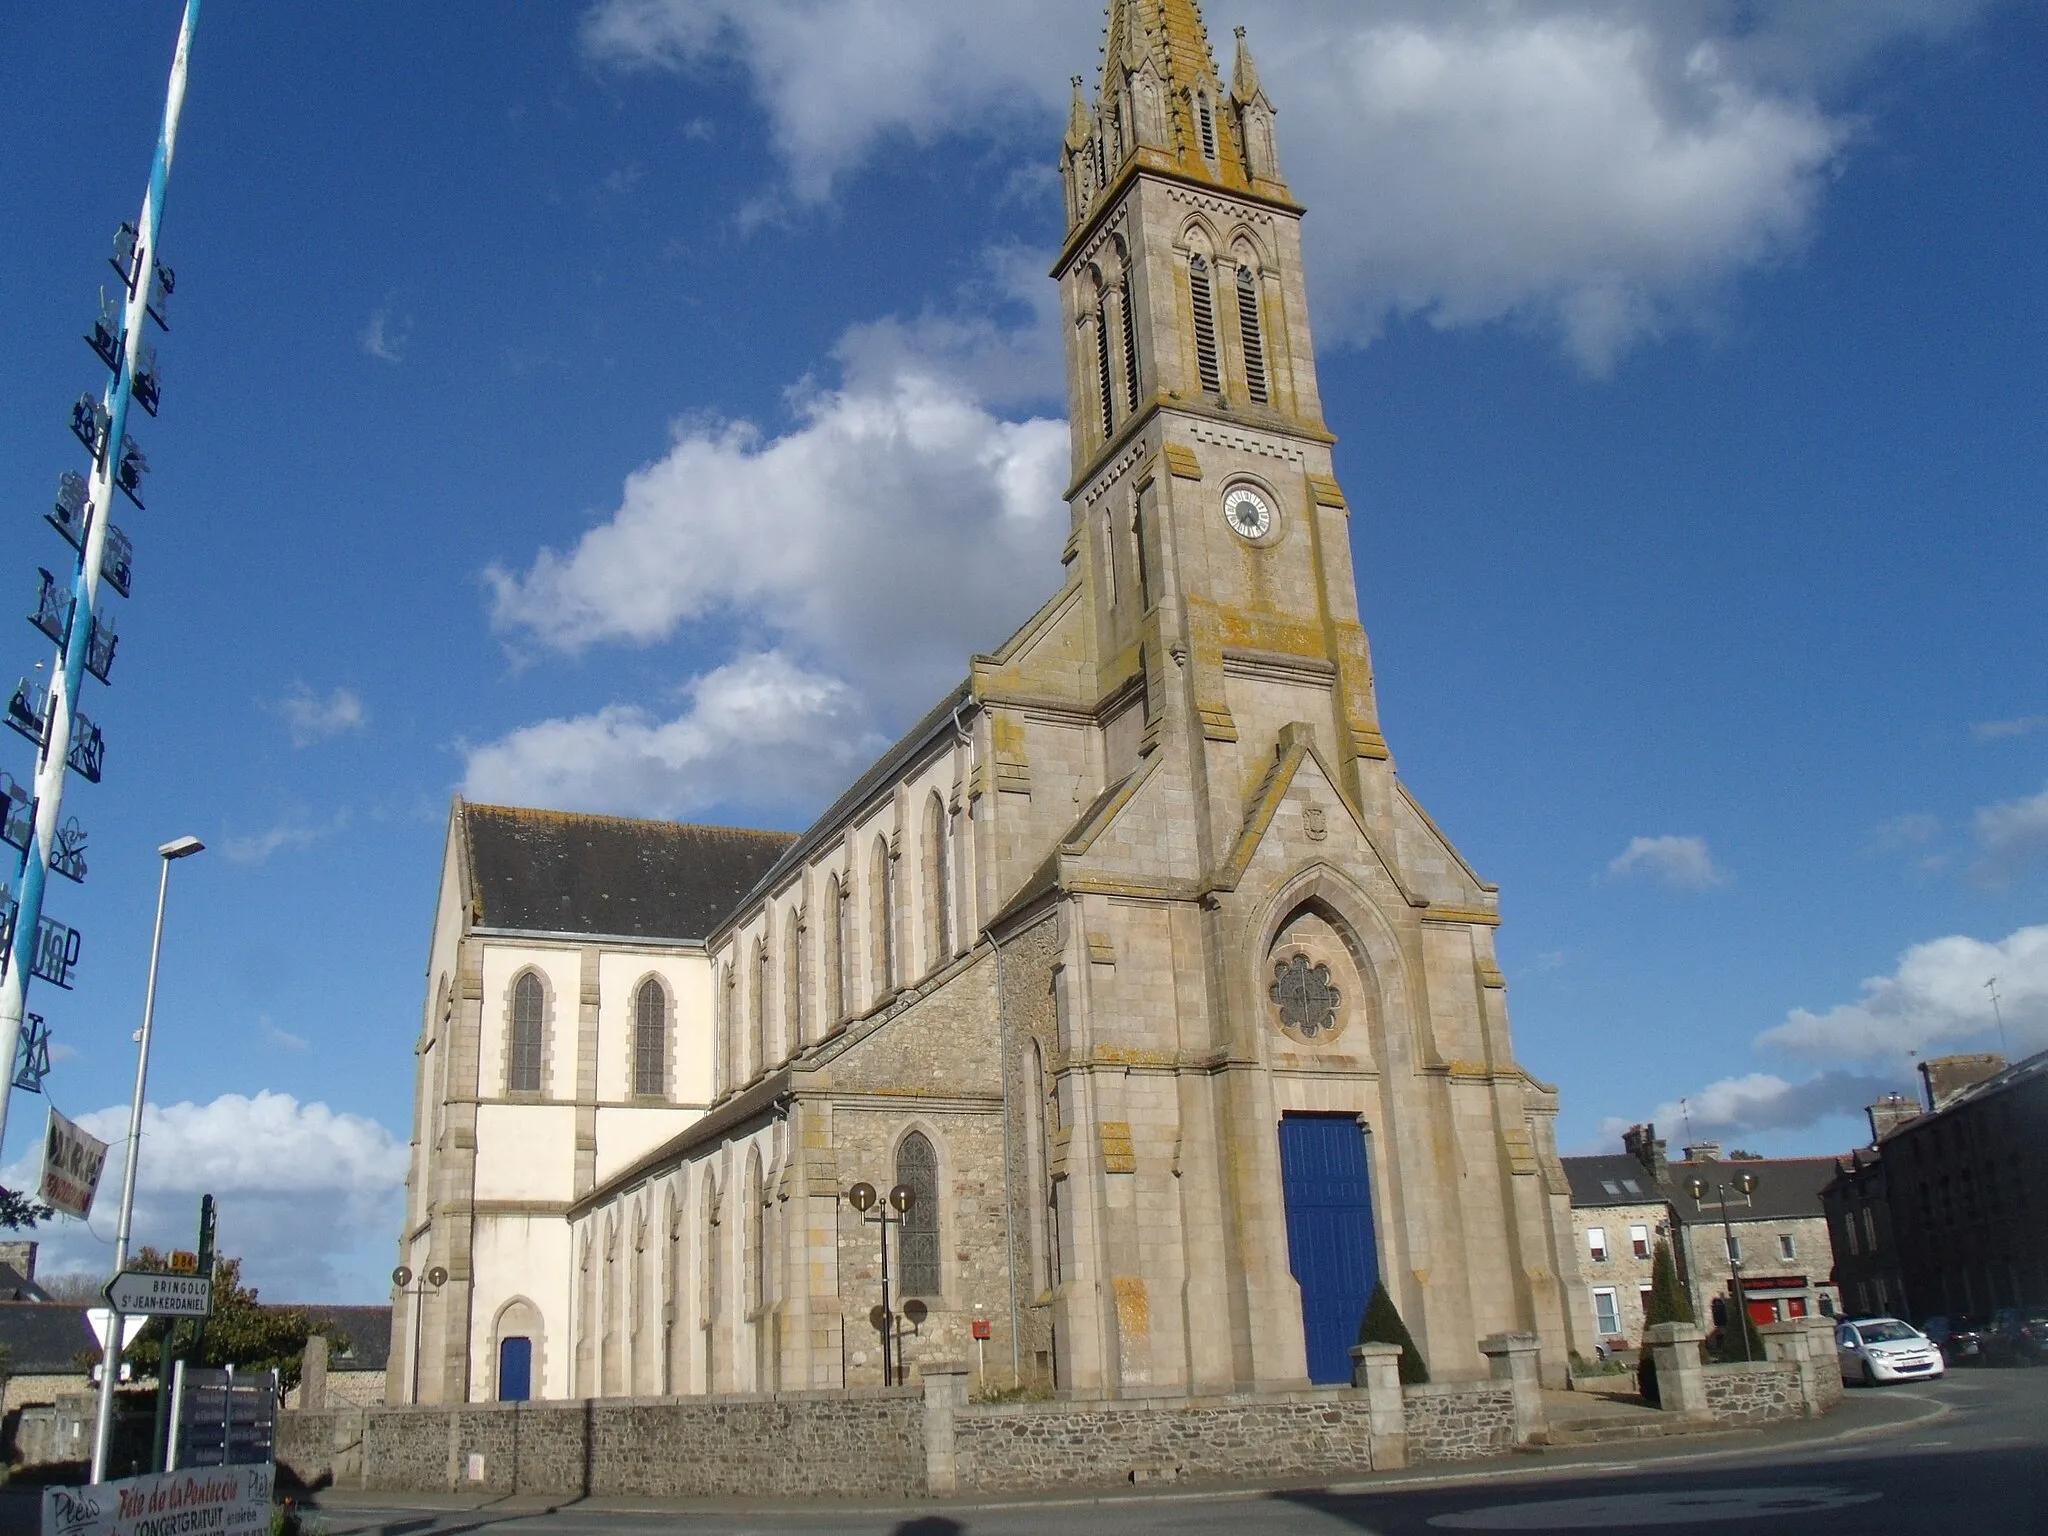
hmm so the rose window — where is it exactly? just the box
[1271,953,1340,1038]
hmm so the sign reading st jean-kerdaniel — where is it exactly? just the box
[102,1269,211,1318]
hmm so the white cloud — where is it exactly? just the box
[1607,833,1727,890]
[5,1092,407,1302]
[1973,715,2048,741]
[1599,1069,1901,1145]
[1759,923,2048,1063]
[259,1017,311,1053]
[221,809,350,867]
[359,305,411,365]
[462,651,887,819]
[1970,785,2048,886]
[273,684,367,747]
[1872,812,1941,849]
[580,0,1990,370]
[484,324,1066,701]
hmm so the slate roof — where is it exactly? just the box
[0,1303,96,1374]
[295,1305,393,1372]
[1665,1157,1840,1226]
[1561,1155,1662,1208]
[463,804,795,943]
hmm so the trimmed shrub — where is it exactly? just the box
[1357,1280,1429,1384]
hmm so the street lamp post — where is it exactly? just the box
[90,835,203,1483]
[846,1181,925,1386]
[1687,1169,1759,1364]
[394,1264,449,1404]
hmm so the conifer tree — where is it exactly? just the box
[1357,1279,1429,1384]
[1636,1236,1692,1405]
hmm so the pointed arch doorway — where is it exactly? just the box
[1278,1113,1381,1384]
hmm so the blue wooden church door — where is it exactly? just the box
[497,1336,532,1401]
[1279,1114,1381,1384]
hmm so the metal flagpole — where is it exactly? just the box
[0,0,202,1156]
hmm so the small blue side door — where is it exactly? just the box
[498,1335,533,1402]
[1279,1114,1381,1384]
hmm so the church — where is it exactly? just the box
[395,0,1592,1408]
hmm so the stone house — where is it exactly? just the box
[399,0,1592,1405]
[1558,1154,1668,1351]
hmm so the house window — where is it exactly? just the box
[510,973,544,1094]
[1862,1207,1878,1252]
[1630,1224,1650,1260]
[633,978,666,1097]
[1639,1282,1654,1315]
[1843,1215,1860,1256]
[896,1131,941,1298]
[1726,1233,1742,1264]
[1592,1288,1620,1338]
[1586,1226,1608,1263]
[1778,1233,1797,1262]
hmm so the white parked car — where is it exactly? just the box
[1836,1316,1946,1384]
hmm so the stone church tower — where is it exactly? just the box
[397,0,1590,1406]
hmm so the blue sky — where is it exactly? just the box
[0,0,2043,1300]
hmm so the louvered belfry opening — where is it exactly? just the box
[1237,264,1268,404]
[1120,281,1143,414]
[1190,255,1222,395]
[1095,292,1118,434]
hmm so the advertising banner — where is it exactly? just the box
[40,1107,108,1220]
[41,1463,273,1536]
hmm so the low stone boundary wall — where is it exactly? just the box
[1701,1362,1804,1426]
[951,1390,1379,1493]
[1400,1382,1517,1462]
[280,1388,926,1500]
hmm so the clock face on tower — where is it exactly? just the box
[1222,485,1275,542]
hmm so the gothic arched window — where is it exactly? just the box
[744,1149,766,1315]
[870,834,894,997]
[1237,264,1268,404]
[1189,254,1222,395]
[896,1131,941,1298]
[784,911,804,1057]
[510,972,544,1094]
[923,791,950,971]
[750,937,769,1079]
[634,978,667,1097]
[823,874,845,1025]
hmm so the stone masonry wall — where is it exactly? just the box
[1702,1362,1804,1426]
[281,1390,925,1500]
[952,1390,1376,1492]
[1401,1382,1517,1463]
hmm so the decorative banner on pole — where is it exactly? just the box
[42,1462,273,1536]
[40,1106,108,1219]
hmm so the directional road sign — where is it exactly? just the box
[102,1269,212,1317]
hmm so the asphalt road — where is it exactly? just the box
[13,1365,2047,1535]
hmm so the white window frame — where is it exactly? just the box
[1778,1232,1797,1262]
[1592,1287,1620,1338]
[1586,1225,1609,1263]
[1726,1232,1742,1264]
[1629,1223,1650,1260]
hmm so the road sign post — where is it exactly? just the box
[103,1269,211,1318]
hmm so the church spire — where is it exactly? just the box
[1060,0,1288,229]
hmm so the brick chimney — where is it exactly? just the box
[1867,1092,1923,1143]
[1919,1053,2006,1113]
[1623,1122,1668,1181]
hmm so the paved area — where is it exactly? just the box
[5,1365,2042,1533]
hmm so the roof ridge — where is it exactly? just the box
[464,802,794,841]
